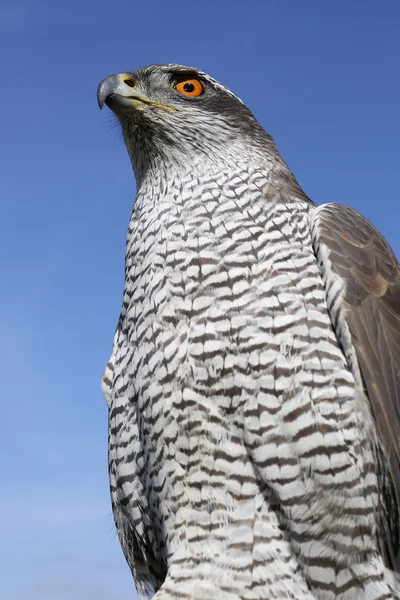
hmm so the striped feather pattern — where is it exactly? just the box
[105,156,395,598]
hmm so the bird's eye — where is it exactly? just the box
[175,79,204,97]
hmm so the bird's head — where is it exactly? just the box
[98,63,275,183]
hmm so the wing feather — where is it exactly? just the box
[104,323,167,597]
[312,202,400,570]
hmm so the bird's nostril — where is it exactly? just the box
[124,79,135,88]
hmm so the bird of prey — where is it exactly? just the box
[97,64,400,599]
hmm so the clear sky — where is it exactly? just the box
[1,1,399,598]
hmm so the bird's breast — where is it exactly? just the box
[120,193,359,458]
[110,190,377,570]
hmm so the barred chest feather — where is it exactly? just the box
[108,164,392,599]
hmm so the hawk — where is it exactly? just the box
[97,64,400,599]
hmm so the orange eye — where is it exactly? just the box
[175,79,204,97]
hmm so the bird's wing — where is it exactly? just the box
[103,322,167,597]
[311,202,400,570]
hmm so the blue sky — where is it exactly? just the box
[1,1,399,598]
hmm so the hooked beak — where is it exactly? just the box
[97,73,176,114]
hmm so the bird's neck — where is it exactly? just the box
[140,142,265,188]
[131,144,309,217]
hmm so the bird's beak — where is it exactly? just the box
[97,73,176,114]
